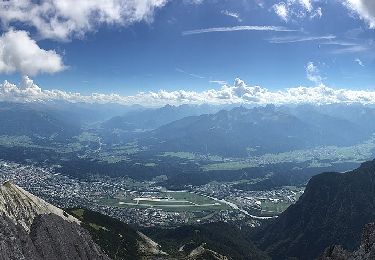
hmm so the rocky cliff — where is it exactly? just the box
[0,181,109,260]
[254,159,375,259]
[320,222,375,260]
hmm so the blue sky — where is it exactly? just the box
[0,0,374,102]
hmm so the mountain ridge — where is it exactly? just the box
[254,159,375,259]
[142,105,347,156]
[0,181,79,231]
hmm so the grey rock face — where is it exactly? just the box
[0,213,111,260]
[319,222,375,260]
[0,181,110,260]
[351,223,375,260]
[0,181,79,232]
[30,214,109,260]
[30,214,111,260]
[319,245,352,260]
[0,214,41,260]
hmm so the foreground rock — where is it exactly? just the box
[0,181,79,231]
[254,159,375,259]
[320,222,375,260]
[0,181,109,259]
[30,214,110,260]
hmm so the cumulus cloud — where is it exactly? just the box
[306,62,323,86]
[273,2,289,22]
[299,0,312,12]
[0,1,167,75]
[344,0,375,28]
[0,30,65,76]
[273,0,322,21]
[0,0,168,41]
[2,76,375,106]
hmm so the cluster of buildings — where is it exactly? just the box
[0,160,303,227]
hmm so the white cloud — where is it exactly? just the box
[0,30,65,76]
[273,2,289,21]
[0,1,167,75]
[182,25,295,35]
[330,44,370,54]
[269,35,335,43]
[299,0,313,12]
[183,0,204,4]
[0,0,168,41]
[273,0,322,21]
[221,10,242,22]
[310,7,322,19]
[306,62,323,86]
[2,76,375,106]
[355,58,365,66]
[344,0,375,28]
[320,41,358,46]
[210,80,228,85]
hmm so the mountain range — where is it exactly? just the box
[2,101,375,158]
[0,102,81,141]
[141,104,373,157]
[3,100,375,259]
[102,104,218,132]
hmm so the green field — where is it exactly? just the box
[201,136,375,171]
[260,200,292,216]
[98,191,230,212]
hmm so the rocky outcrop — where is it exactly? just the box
[0,214,41,260]
[319,246,352,260]
[188,243,229,260]
[0,213,111,260]
[319,222,375,260]
[30,214,110,260]
[255,159,375,259]
[136,231,168,258]
[0,182,110,260]
[0,181,79,232]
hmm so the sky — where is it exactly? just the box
[0,0,374,106]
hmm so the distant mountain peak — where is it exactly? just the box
[163,103,175,108]
[0,181,79,232]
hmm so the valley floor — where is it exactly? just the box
[0,159,302,228]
